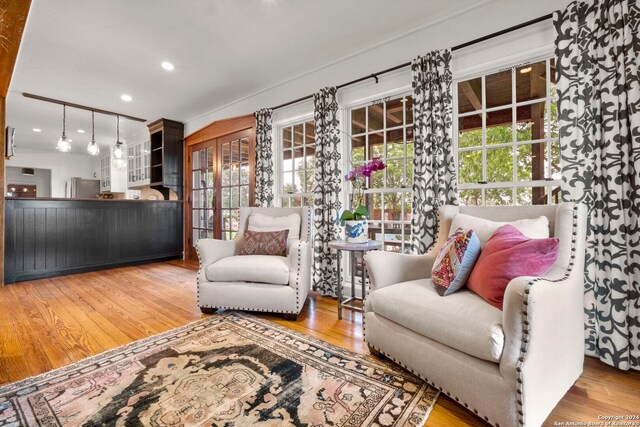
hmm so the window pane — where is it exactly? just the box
[459,150,483,184]
[516,102,546,141]
[293,124,304,146]
[458,114,482,148]
[305,120,315,144]
[404,96,413,124]
[222,165,230,186]
[283,171,294,193]
[240,162,249,185]
[351,107,366,135]
[370,132,384,158]
[368,104,384,131]
[222,188,230,209]
[280,197,290,207]
[240,186,249,207]
[517,143,546,181]
[293,147,304,169]
[349,135,365,163]
[367,193,382,221]
[516,61,547,102]
[486,69,512,109]
[458,77,482,113]
[283,150,293,172]
[386,128,404,158]
[486,109,513,145]
[386,160,405,189]
[485,187,513,205]
[403,192,412,222]
[550,140,561,179]
[548,96,558,138]
[516,186,550,206]
[384,193,403,221]
[486,146,513,183]
[282,127,292,149]
[460,189,482,206]
[386,97,404,127]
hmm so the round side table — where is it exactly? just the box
[328,240,382,320]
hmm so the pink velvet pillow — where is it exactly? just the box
[467,225,559,310]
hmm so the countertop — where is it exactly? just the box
[5,197,183,203]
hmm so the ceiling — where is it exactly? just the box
[7,0,484,153]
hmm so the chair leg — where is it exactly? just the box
[368,344,386,360]
[282,313,298,321]
[200,306,217,314]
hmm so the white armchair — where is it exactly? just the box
[364,203,587,427]
[196,207,313,320]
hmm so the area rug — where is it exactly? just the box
[0,312,438,426]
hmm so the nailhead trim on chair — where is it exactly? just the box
[195,208,314,316]
[363,204,581,427]
[514,204,580,426]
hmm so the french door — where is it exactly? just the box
[186,129,254,259]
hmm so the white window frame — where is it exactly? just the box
[343,87,414,253]
[274,115,315,208]
[453,55,562,206]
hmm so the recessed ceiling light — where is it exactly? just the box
[77,129,85,133]
[68,139,73,142]
[33,128,41,132]
[121,94,132,102]
[519,67,532,74]
[161,61,174,71]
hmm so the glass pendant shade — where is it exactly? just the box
[87,140,100,156]
[56,105,71,152]
[56,136,71,152]
[87,111,100,156]
[113,142,124,159]
[112,115,125,164]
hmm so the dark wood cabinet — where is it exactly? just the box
[4,198,183,283]
[148,118,184,200]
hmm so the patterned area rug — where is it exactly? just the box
[0,313,438,426]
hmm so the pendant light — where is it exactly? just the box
[56,105,71,152]
[112,115,126,169]
[87,111,100,156]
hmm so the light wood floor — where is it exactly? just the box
[1,260,638,426]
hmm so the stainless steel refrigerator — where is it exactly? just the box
[67,177,100,199]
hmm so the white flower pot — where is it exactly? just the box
[344,220,368,243]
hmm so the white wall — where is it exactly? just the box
[6,147,93,197]
[185,0,568,135]
[6,167,52,197]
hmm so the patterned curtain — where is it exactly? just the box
[410,49,458,255]
[555,0,640,371]
[254,108,274,207]
[312,87,342,296]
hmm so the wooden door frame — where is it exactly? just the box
[183,114,256,260]
[1,1,32,285]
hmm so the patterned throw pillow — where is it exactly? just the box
[431,228,481,296]
[240,230,289,256]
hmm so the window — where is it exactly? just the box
[279,119,315,207]
[348,94,414,253]
[456,58,560,206]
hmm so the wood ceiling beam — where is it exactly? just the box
[459,80,482,111]
[0,0,31,97]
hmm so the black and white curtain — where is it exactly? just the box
[410,49,458,254]
[555,0,640,371]
[254,108,274,207]
[312,87,342,297]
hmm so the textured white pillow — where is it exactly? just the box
[248,213,301,242]
[449,213,549,247]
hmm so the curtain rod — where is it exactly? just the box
[271,13,553,111]
[22,92,147,123]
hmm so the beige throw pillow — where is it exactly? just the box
[449,213,549,247]
[248,213,301,243]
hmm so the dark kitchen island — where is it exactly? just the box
[4,197,183,283]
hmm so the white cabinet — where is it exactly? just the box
[96,147,127,193]
[127,140,151,188]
